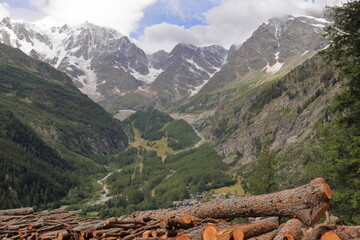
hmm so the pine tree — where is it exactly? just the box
[247,136,277,195]
[320,0,360,224]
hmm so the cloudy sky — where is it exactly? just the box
[0,0,341,53]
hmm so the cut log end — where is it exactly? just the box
[311,203,330,226]
[321,184,332,200]
[151,230,158,237]
[142,230,152,238]
[217,228,234,240]
[202,224,218,240]
[233,228,245,240]
[320,232,342,240]
[310,178,327,184]
[182,215,193,224]
[283,232,295,240]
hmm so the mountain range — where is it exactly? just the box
[0,15,328,109]
[0,17,227,106]
[0,13,339,210]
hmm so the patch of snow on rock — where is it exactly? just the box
[186,58,207,73]
[189,67,220,97]
[302,50,309,56]
[130,67,164,83]
[262,52,283,74]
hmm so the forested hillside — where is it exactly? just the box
[84,144,234,218]
[0,43,128,209]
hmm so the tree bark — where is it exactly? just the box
[159,215,198,229]
[0,208,34,216]
[247,230,279,240]
[118,178,331,225]
[232,217,279,240]
[273,219,305,240]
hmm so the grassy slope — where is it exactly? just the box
[125,110,200,155]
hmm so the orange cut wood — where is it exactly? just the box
[233,227,245,240]
[151,230,158,237]
[202,224,218,240]
[182,215,193,224]
[320,232,341,240]
[217,227,235,240]
[142,230,152,237]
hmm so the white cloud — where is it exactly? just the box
[139,0,341,53]
[29,0,157,35]
[0,2,10,19]
[166,0,184,20]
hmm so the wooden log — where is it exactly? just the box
[305,224,336,240]
[202,224,218,240]
[36,224,63,233]
[320,226,360,240]
[231,217,279,240]
[118,179,331,225]
[57,229,70,240]
[274,219,305,240]
[0,208,34,216]
[151,230,158,237]
[247,230,278,240]
[39,231,58,239]
[159,215,197,229]
[174,233,191,240]
[134,238,161,240]
[7,223,30,231]
[72,222,104,232]
[142,230,152,237]
[320,232,342,240]
[180,225,205,240]
[28,222,44,230]
[217,227,235,240]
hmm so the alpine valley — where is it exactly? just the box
[0,10,358,224]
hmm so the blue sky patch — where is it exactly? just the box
[131,0,220,38]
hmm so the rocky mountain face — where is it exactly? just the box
[0,18,227,105]
[0,17,149,101]
[151,43,228,105]
[200,15,328,94]
[176,15,333,164]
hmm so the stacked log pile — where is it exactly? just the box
[1,178,359,240]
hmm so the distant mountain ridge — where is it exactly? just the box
[0,18,228,105]
[200,15,328,94]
